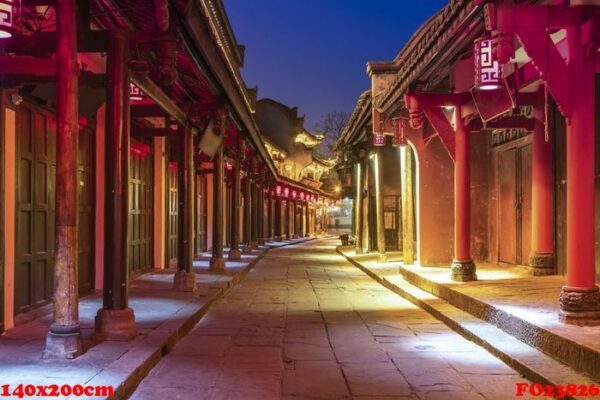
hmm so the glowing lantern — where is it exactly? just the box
[283,187,289,198]
[276,185,282,196]
[291,190,297,199]
[300,192,305,201]
[129,83,145,101]
[392,118,408,148]
[373,133,385,147]
[474,37,502,91]
[0,0,14,39]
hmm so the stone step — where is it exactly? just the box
[395,263,600,384]
[337,248,599,396]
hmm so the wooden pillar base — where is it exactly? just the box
[250,241,258,248]
[377,253,388,263]
[274,236,283,242]
[559,286,600,325]
[355,247,364,255]
[257,238,265,245]
[42,324,83,359]
[530,252,555,276]
[451,260,477,282]
[228,248,242,261]
[173,271,198,292]
[209,257,226,272]
[292,234,299,239]
[242,244,253,254]
[93,308,136,341]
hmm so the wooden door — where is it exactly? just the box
[383,195,400,251]
[519,145,532,265]
[498,148,517,264]
[77,128,94,293]
[15,107,55,314]
[497,144,532,265]
[128,141,153,274]
[167,162,177,266]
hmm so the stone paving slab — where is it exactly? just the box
[338,246,599,398]
[0,238,312,400]
[131,238,536,400]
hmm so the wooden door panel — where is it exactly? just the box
[498,149,517,264]
[520,145,532,265]
[129,142,153,274]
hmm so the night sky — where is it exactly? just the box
[223,0,448,129]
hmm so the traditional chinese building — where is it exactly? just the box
[0,0,333,360]
[336,0,600,324]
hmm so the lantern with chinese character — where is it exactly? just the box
[0,0,15,39]
[276,185,282,197]
[283,187,289,198]
[129,83,145,101]
[373,133,385,147]
[300,192,305,201]
[291,190,297,199]
[392,118,407,148]
[474,37,502,91]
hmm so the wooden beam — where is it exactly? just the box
[5,31,107,55]
[130,72,186,125]
[0,56,56,75]
[423,107,456,160]
[130,104,168,118]
[131,127,173,137]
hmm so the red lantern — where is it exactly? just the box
[392,118,408,148]
[276,185,282,197]
[283,187,289,198]
[0,0,14,39]
[129,83,145,101]
[373,133,385,147]
[474,37,502,91]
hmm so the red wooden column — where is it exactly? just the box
[355,161,364,254]
[250,177,258,248]
[375,147,387,262]
[286,198,293,240]
[267,189,273,241]
[451,111,476,281]
[304,201,310,237]
[242,171,253,253]
[174,123,197,290]
[560,25,599,322]
[228,159,242,260]
[43,0,82,359]
[274,195,282,241]
[257,182,265,245]
[530,86,554,275]
[209,144,226,271]
[94,30,136,341]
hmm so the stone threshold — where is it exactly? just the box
[336,247,599,395]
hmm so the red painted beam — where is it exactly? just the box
[423,108,456,161]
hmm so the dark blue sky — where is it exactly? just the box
[223,0,448,128]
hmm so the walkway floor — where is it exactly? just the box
[131,238,533,400]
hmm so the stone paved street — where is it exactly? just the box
[130,238,534,400]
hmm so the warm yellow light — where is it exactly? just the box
[334,186,341,193]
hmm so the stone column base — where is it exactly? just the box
[173,270,197,292]
[274,236,282,242]
[292,234,299,239]
[94,308,136,341]
[228,248,241,261]
[451,259,477,282]
[355,247,364,255]
[42,324,83,359]
[250,241,258,248]
[258,238,265,245]
[242,245,253,254]
[559,286,600,325]
[209,257,226,272]
[529,252,555,276]
[377,253,388,263]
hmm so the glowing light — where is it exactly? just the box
[334,186,341,193]
[373,133,385,147]
[0,0,14,39]
[129,83,145,101]
[474,37,502,91]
